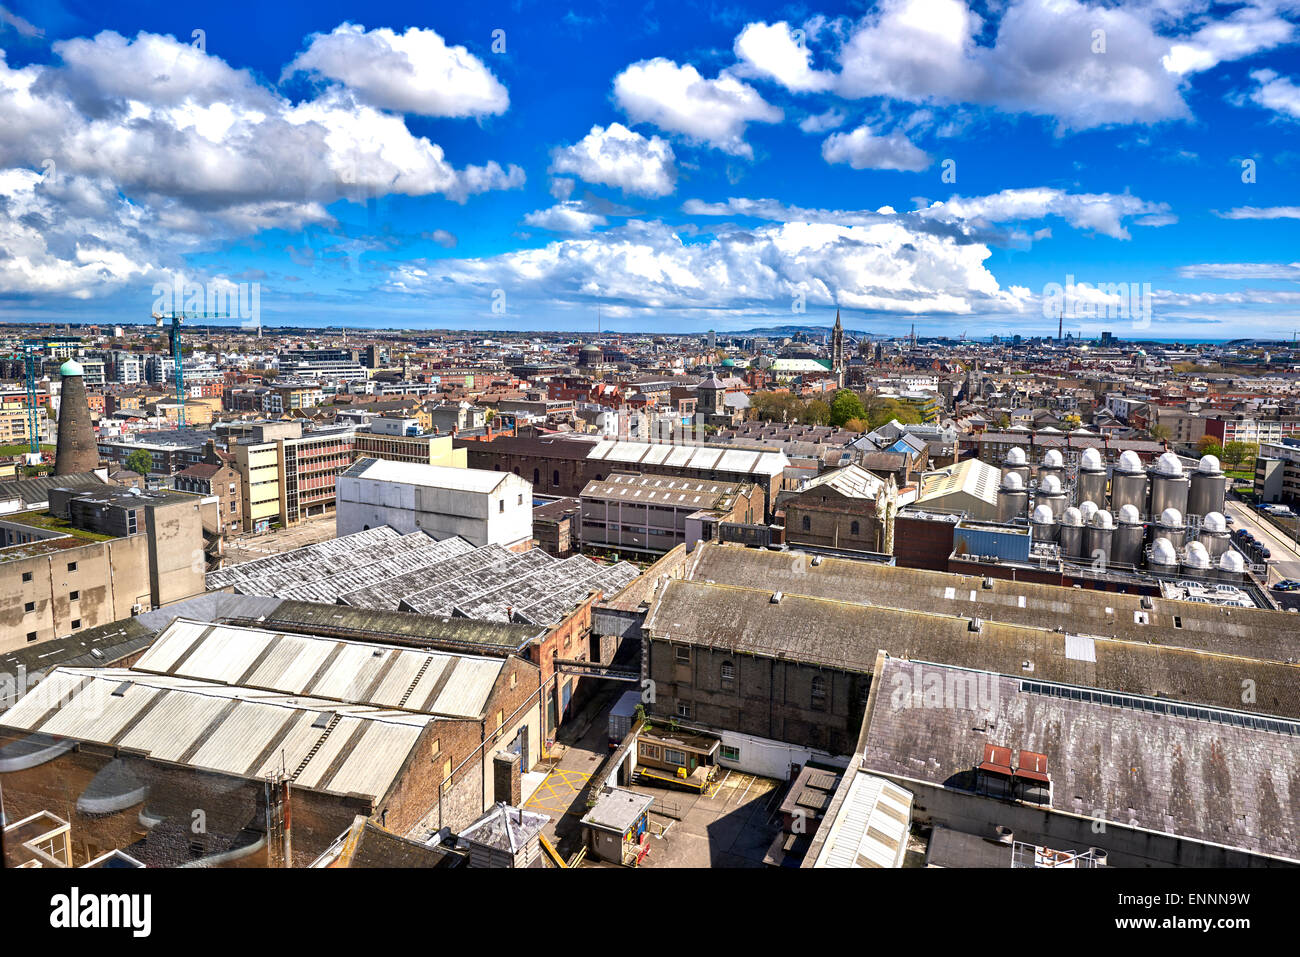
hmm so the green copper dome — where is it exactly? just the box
[59,359,84,376]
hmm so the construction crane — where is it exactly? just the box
[152,310,227,428]
[1,346,42,464]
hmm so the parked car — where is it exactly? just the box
[1271,580,1300,592]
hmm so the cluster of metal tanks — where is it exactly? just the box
[999,446,1235,573]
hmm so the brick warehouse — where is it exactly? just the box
[0,618,544,866]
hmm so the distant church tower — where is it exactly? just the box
[830,311,845,387]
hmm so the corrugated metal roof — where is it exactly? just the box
[134,619,504,719]
[814,772,913,868]
[0,667,433,804]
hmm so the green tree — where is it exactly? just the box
[1222,441,1256,468]
[1149,423,1171,442]
[803,399,832,426]
[829,389,867,428]
[125,449,153,476]
[1196,435,1223,457]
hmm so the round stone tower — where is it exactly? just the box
[54,359,100,475]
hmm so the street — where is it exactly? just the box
[1222,497,1300,585]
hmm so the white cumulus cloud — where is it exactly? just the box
[549,123,677,197]
[613,58,783,157]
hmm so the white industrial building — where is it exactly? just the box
[336,457,533,548]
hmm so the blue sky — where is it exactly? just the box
[1,0,1298,338]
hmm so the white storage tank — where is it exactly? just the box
[1078,500,1100,526]
[1002,446,1031,487]
[1149,536,1179,575]
[1218,550,1246,580]
[998,470,1030,523]
[1030,503,1058,543]
[1196,511,1231,558]
[1188,454,1227,518]
[1036,473,1068,519]
[1111,503,1145,567]
[1154,507,1187,551]
[1149,451,1189,518]
[1084,508,1114,564]
[1059,506,1085,559]
[1039,448,1066,488]
[1076,447,1107,507]
[1111,450,1149,517]
[1180,540,1211,576]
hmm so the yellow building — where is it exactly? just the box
[235,440,281,533]
[353,430,467,467]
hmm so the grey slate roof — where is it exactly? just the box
[862,656,1300,863]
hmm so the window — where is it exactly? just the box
[21,571,31,583]
[518,494,523,506]
[499,499,505,513]
[801,515,811,532]
[640,742,661,761]
[26,632,37,643]
[553,470,560,487]
[24,601,34,613]
[67,562,77,572]
[69,591,79,602]
[850,520,860,536]
[442,758,453,780]
[665,748,687,766]
[720,745,740,762]
[71,619,81,630]
[430,738,440,759]
[533,468,540,485]
[720,660,735,684]
[674,646,690,664]
[811,675,827,711]
[676,701,692,719]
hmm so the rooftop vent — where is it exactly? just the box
[771,591,783,604]
[982,577,994,589]
[969,617,983,632]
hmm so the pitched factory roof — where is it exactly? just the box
[861,656,1300,864]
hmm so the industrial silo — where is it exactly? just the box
[1078,500,1100,526]
[1039,448,1066,488]
[1149,536,1179,576]
[998,471,1030,523]
[1217,550,1246,581]
[1036,473,1068,519]
[1196,511,1231,558]
[1076,447,1107,507]
[1154,507,1187,551]
[1002,446,1031,487]
[1110,450,1149,516]
[1149,451,1190,518]
[1111,504,1145,567]
[1084,509,1114,564]
[1059,506,1085,559]
[1180,541,1211,578]
[1188,454,1227,518]
[1030,503,1058,543]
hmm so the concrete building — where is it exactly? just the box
[354,427,468,467]
[0,487,211,653]
[336,457,533,548]
[578,471,764,556]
